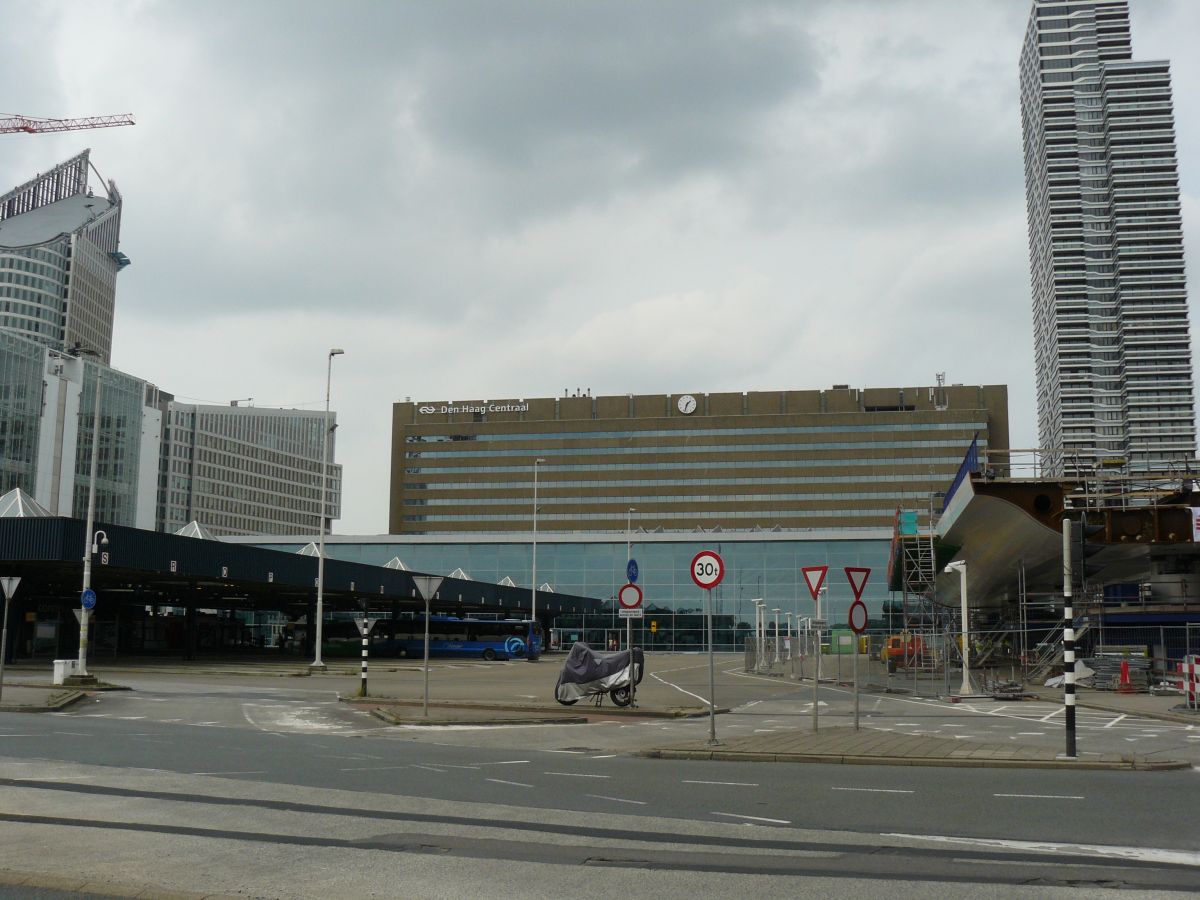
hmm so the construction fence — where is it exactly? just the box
[743,623,1200,696]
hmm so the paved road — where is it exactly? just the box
[2,666,1198,896]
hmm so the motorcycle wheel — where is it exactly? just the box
[556,697,579,706]
[610,686,632,707]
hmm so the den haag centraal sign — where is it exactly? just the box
[417,403,530,415]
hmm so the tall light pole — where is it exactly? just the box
[945,560,971,696]
[530,458,545,654]
[78,371,106,678]
[311,348,344,671]
[626,506,637,703]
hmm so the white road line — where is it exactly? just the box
[1102,714,1127,729]
[339,765,409,771]
[191,770,267,776]
[994,793,1084,800]
[1016,732,1045,736]
[545,772,610,779]
[592,754,617,759]
[480,760,530,765]
[711,812,790,825]
[649,672,713,706]
[542,749,586,754]
[411,764,446,773]
[885,833,1200,867]
[1039,707,1064,722]
[587,794,647,806]
[487,778,533,788]
[683,780,758,787]
[439,764,482,770]
[832,787,915,794]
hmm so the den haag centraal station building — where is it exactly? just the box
[389,385,1009,535]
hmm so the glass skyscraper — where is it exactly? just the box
[1020,1,1195,475]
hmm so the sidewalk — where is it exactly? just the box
[0,684,84,712]
[643,725,1190,771]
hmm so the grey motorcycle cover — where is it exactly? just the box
[554,642,643,703]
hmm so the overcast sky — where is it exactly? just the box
[2,0,1198,535]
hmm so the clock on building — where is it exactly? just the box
[677,394,697,415]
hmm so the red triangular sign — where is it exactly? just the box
[801,566,828,601]
[844,567,871,602]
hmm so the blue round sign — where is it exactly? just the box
[626,558,639,584]
[81,588,97,610]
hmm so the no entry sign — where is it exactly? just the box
[617,583,643,609]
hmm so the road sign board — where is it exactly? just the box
[844,567,871,601]
[617,583,643,609]
[690,550,725,589]
[626,558,639,584]
[80,588,97,610]
[618,608,644,619]
[0,576,20,599]
[848,600,869,634]
[801,566,828,601]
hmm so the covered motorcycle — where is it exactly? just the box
[554,642,644,707]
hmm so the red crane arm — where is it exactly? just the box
[0,114,136,135]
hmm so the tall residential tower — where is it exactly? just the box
[1020,0,1194,475]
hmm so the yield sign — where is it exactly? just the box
[844,567,871,601]
[801,566,828,601]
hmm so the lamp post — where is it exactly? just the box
[772,608,781,665]
[626,506,636,702]
[945,560,971,696]
[530,458,545,657]
[78,371,106,678]
[785,611,793,662]
[311,347,344,671]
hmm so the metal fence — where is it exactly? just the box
[743,622,1200,695]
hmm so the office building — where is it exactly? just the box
[0,331,161,527]
[158,401,341,536]
[390,383,1008,534]
[1020,0,1195,475]
[0,150,128,364]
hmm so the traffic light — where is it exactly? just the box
[1066,512,1105,589]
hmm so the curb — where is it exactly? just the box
[369,707,588,727]
[339,695,719,719]
[0,866,244,899]
[0,689,87,713]
[638,748,1191,771]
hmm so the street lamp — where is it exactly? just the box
[78,370,106,678]
[312,348,344,671]
[530,458,546,656]
[772,608,781,665]
[945,560,972,696]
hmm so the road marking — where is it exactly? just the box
[1016,732,1045,736]
[683,780,758,787]
[587,794,646,805]
[191,770,268,776]
[1102,714,1127,728]
[339,765,409,771]
[1039,707,1064,722]
[487,778,532,788]
[744,700,762,708]
[592,754,617,759]
[542,749,585,754]
[480,760,530,765]
[545,772,610,779]
[411,764,446,773]
[649,672,712,706]
[994,793,1084,800]
[885,833,1200,866]
[832,787,914,794]
[439,764,482,770]
[711,812,790,825]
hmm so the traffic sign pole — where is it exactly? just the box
[843,569,872,733]
[690,550,724,746]
[0,576,20,703]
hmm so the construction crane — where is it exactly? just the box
[0,113,135,135]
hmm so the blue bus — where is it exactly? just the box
[293,616,543,661]
[376,616,542,661]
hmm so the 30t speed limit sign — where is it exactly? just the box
[690,550,725,590]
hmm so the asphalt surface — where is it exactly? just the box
[2,655,1198,897]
